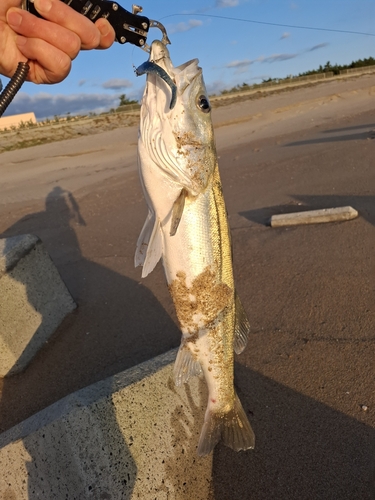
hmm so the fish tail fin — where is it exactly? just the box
[221,394,255,452]
[197,393,255,456]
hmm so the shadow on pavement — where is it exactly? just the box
[21,375,137,499]
[284,122,375,147]
[212,363,375,500]
[0,186,180,436]
[0,186,178,497]
[321,123,375,134]
[240,203,305,226]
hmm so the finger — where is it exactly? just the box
[33,0,102,50]
[0,20,28,78]
[16,36,72,84]
[95,18,115,50]
[7,8,81,60]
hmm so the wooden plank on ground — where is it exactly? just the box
[270,206,358,228]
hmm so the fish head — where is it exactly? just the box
[171,57,216,167]
[139,41,217,195]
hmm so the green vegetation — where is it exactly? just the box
[0,114,81,134]
[299,57,375,77]
[221,56,375,94]
[0,110,140,153]
[0,96,140,136]
[118,94,138,106]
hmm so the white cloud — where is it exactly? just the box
[168,19,203,34]
[215,0,239,6]
[226,54,297,71]
[259,53,298,63]
[206,80,229,95]
[180,6,211,14]
[225,59,254,74]
[102,78,133,90]
[7,92,124,119]
[226,59,253,68]
[305,43,329,52]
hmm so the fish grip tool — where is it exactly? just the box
[0,2,170,116]
[23,0,152,47]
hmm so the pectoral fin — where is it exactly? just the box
[234,293,250,354]
[170,188,187,236]
[135,209,163,278]
[135,209,153,268]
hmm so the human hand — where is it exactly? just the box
[0,0,115,84]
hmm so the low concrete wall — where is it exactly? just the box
[339,66,375,76]
[0,234,76,376]
[0,112,37,131]
[0,349,213,499]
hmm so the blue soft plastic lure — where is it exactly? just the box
[136,61,177,110]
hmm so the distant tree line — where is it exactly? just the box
[298,56,375,77]
[221,56,375,94]
[118,94,138,106]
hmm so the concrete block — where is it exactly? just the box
[270,206,358,228]
[0,234,76,377]
[0,112,37,131]
[0,349,213,499]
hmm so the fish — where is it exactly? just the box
[135,40,255,456]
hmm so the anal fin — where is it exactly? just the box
[173,344,202,386]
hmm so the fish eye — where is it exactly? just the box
[197,95,211,113]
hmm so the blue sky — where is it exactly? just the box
[5,0,375,118]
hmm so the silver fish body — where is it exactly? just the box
[136,41,255,456]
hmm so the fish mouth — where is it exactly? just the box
[135,60,178,109]
[136,40,202,110]
[135,41,178,109]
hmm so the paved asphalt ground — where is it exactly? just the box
[0,74,374,499]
